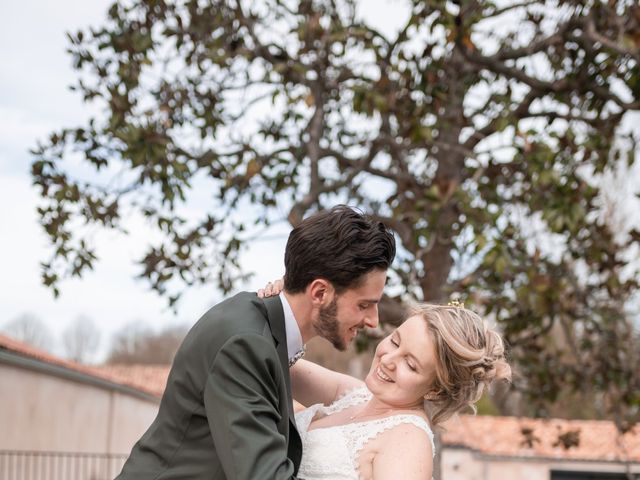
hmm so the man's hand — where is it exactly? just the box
[257,278,285,298]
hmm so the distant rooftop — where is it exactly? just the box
[0,333,167,399]
[93,364,170,397]
[442,413,640,463]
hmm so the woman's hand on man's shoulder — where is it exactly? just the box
[257,278,285,298]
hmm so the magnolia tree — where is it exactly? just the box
[33,0,640,428]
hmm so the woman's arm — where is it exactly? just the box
[290,358,364,407]
[372,424,433,480]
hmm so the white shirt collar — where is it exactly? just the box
[279,291,303,362]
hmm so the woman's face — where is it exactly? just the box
[364,314,438,409]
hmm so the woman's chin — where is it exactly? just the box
[363,373,377,392]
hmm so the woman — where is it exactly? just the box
[261,285,511,479]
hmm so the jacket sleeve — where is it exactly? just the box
[204,333,300,480]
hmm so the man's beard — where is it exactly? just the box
[314,297,346,351]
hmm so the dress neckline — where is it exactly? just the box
[305,387,431,433]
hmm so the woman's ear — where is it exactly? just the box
[424,388,442,402]
[307,278,333,305]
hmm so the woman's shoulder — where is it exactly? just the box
[371,420,434,479]
[374,412,435,455]
[380,415,433,440]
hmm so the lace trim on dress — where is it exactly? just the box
[333,388,436,472]
[323,386,371,415]
[325,387,435,461]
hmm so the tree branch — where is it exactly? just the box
[583,11,640,63]
[490,21,574,61]
[482,0,539,20]
[464,88,540,151]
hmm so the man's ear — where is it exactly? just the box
[307,279,334,305]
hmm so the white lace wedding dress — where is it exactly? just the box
[295,387,435,480]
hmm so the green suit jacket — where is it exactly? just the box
[116,293,303,479]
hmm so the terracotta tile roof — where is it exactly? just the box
[92,364,170,397]
[441,414,640,462]
[0,333,164,398]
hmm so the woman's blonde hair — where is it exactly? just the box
[410,303,511,426]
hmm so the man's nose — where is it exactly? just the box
[364,305,379,328]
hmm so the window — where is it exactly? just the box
[552,471,639,480]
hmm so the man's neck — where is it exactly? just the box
[282,290,315,344]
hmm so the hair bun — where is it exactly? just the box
[482,330,512,384]
[467,340,511,404]
[411,302,511,426]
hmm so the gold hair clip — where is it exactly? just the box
[447,299,465,308]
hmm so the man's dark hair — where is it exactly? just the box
[283,205,396,294]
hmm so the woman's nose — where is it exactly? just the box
[381,353,396,370]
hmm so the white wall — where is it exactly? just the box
[440,447,640,480]
[0,363,158,453]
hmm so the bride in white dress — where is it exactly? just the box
[289,303,511,480]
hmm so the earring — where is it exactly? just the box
[424,389,442,401]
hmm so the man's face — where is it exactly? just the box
[313,269,387,351]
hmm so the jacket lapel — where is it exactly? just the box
[262,295,302,473]
[262,296,292,407]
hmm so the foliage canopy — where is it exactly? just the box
[33,0,640,427]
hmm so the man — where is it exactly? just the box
[116,205,396,480]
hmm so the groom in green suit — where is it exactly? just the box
[116,206,396,479]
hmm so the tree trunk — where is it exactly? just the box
[420,44,467,302]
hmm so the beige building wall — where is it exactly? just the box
[0,362,159,454]
[441,447,640,480]
[108,393,160,453]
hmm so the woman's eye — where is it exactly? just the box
[391,338,399,347]
[407,361,417,371]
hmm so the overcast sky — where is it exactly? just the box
[0,0,410,359]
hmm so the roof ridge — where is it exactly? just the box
[0,333,163,398]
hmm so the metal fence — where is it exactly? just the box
[0,451,127,480]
